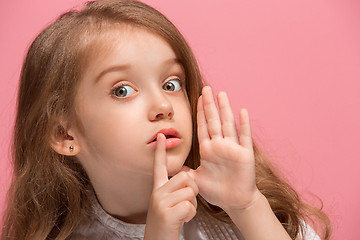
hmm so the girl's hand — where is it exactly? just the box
[144,133,198,240]
[188,86,261,212]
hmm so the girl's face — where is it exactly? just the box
[73,27,193,180]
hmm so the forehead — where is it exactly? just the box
[83,25,177,67]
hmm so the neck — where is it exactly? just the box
[91,169,154,224]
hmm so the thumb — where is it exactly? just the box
[180,165,196,181]
[153,133,168,189]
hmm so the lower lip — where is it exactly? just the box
[148,138,181,149]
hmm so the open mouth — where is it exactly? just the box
[150,134,176,143]
[148,128,180,144]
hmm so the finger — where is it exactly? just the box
[167,187,198,209]
[161,171,199,196]
[217,91,239,143]
[172,200,197,223]
[153,133,168,189]
[202,86,222,139]
[197,96,210,144]
[180,165,195,181]
[238,108,253,149]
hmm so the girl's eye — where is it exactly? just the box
[162,78,182,92]
[112,85,135,98]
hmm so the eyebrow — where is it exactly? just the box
[94,58,183,83]
[95,64,131,83]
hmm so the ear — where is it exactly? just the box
[50,123,81,156]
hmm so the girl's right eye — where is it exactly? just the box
[112,85,135,98]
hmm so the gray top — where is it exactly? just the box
[68,197,319,240]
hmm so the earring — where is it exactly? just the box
[69,146,74,151]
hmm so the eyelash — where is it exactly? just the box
[110,82,135,98]
[164,77,183,90]
[110,76,185,99]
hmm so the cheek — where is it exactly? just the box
[77,117,152,174]
[176,98,193,141]
[178,99,193,151]
[181,100,193,135]
[76,101,140,156]
[85,113,139,144]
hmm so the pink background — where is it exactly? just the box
[1,0,359,239]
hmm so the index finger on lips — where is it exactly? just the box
[153,133,169,190]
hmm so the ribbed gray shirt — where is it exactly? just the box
[68,197,320,240]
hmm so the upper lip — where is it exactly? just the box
[148,128,180,144]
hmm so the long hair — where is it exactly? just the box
[1,0,330,239]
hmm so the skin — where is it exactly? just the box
[145,87,291,239]
[52,26,291,239]
[190,87,291,239]
[54,26,193,224]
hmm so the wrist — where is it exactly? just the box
[224,192,291,240]
[223,191,269,231]
[222,189,264,214]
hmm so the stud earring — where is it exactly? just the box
[69,146,74,151]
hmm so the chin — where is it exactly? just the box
[167,160,185,177]
[166,148,190,176]
[167,168,182,177]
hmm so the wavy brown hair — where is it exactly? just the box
[1,0,330,239]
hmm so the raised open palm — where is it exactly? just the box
[189,86,259,210]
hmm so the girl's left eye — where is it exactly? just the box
[162,78,182,92]
[112,85,135,98]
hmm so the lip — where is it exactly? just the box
[148,128,181,149]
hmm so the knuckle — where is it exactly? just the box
[183,200,193,211]
[186,187,195,197]
[193,185,199,195]
[179,171,188,180]
[193,197,198,209]
[190,204,196,217]
[184,201,196,218]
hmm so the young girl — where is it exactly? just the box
[1,0,331,239]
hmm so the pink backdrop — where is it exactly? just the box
[1,0,359,239]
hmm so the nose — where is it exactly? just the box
[148,93,174,121]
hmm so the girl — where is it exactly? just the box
[1,0,331,239]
